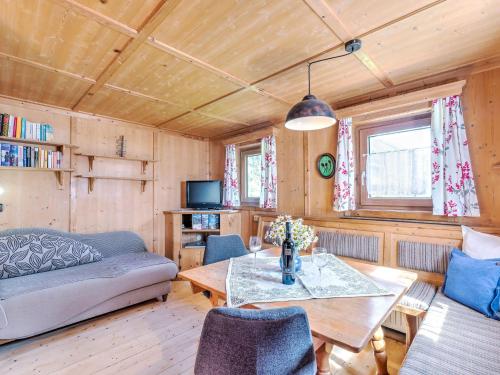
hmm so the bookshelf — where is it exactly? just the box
[75,174,154,193]
[164,210,241,271]
[0,136,77,188]
[0,136,77,149]
[74,153,157,174]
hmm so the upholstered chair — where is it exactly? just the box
[202,234,248,265]
[194,306,317,375]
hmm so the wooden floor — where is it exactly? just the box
[0,281,406,374]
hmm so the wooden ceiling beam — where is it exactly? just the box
[253,0,445,87]
[0,48,251,127]
[72,0,183,110]
[0,52,96,84]
[53,0,138,37]
[302,0,393,88]
[53,0,291,107]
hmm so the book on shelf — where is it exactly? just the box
[208,214,219,229]
[0,113,54,142]
[192,214,202,230]
[0,142,62,168]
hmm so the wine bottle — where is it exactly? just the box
[281,221,296,285]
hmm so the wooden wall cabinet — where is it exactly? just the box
[164,210,242,271]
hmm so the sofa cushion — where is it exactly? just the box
[462,225,500,259]
[443,249,500,319]
[0,228,147,258]
[317,230,379,262]
[0,233,102,279]
[400,291,500,375]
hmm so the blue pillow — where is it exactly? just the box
[443,249,500,320]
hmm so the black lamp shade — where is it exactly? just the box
[285,94,337,131]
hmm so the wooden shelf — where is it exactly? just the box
[0,136,78,149]
[182,228,220,233]
[75,174,154,193]
[74,153,157,174]
[493,163,500,170]
[0,166,74,188]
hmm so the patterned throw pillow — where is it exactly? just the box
[0,233,103,279]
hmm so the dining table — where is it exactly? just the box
[178,248,417,375]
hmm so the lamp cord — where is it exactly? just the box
[307,51,353,96]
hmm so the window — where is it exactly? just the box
[358,114,432,210]
[240,145,261,205]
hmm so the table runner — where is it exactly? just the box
[226,254,392,307]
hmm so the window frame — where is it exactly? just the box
[356,113,433,211]
[239,144,262,205]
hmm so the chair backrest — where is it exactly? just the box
[202,235,248,265]
[194,306,316,375]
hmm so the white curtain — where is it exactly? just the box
[222,144,240,207]
[366,148,431,198]
[260,135,277,208]
[333,117,356,211]
[431,95,480,216]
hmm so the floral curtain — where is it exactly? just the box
[431,95,480,216]
[222,144,240,207]
[333,117,356,211]
[260,135,277,208]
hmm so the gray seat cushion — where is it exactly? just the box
[383,280,436,333]
[400,291,500,375]
[400,280,437,311]
[0,252,177,300]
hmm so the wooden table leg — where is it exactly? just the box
[209,293,219,307]
[315,341,333,375]
[404,314,418,349]
[371,327,389,375]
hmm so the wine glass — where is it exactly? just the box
[248,236,262,273]
[312,247,328,284]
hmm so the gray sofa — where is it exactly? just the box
[0,228,178,341]
[400,291,500,375]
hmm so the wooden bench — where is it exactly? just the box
[256,215,500,348]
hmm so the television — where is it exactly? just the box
[186,180,223,210]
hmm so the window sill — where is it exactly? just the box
[343,209,464,225]
[234,205,277,212]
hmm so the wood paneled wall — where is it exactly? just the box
[0,100,71,230]
[0,97,209,255]
[156,133,210,252]
[210,68,500,238]
[70,117,156,250]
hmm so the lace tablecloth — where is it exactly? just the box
[226,254,392,307]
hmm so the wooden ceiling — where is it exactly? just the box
[1,0,499,138]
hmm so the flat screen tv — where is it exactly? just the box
[186,180,223,210]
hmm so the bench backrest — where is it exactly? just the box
[256,215,500,285]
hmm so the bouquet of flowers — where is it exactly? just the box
[265,215,317,252]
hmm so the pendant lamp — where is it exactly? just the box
[285,39,362,131]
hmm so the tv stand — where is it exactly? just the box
[164,209,241,271]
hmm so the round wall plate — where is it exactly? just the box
[317,153,336,179]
